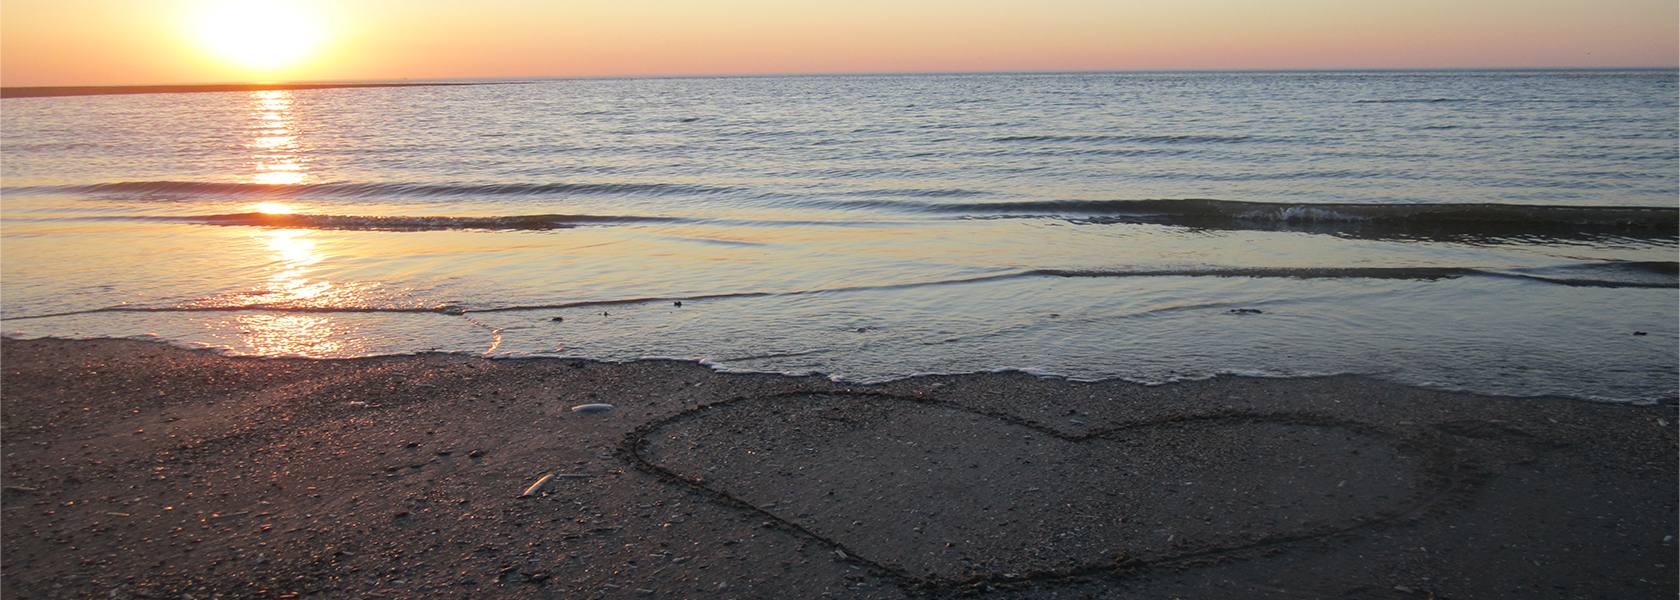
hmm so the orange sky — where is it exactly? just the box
[2,0,1676,86]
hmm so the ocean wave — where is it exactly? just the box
[70,196,1680,239]
[1485,261,1679,288]
[2,303,476,321]
[76,211,922,231]
[1039,263,1677,288]
[130,212,670,231]
[1039,267,1477,280]
[7,261,1669,322]
[839,187,994,198]
[7,180,737,199]
[1353,98,1475,104]
[703,194,1674,240]
[988,134,1270,144]
[921,198,1668,224]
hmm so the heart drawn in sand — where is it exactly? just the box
[633,392,1446,586]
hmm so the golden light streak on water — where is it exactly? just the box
[247,90,307,186]
[262,229,329,302]
[232,313,343,356]
[222,228,345,354]
[252,201,294,214]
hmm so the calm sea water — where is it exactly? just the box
[2,71,1676,402]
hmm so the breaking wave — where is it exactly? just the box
[924,199,1676,228]
[130,212,670,231]
[787,198,1677,238]
[6,180,737,199]
[6,261,1669,322]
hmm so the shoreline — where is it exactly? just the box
[2,337,1675,597]
[3,334,1672,406]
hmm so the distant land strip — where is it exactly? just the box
[1,81,518,99]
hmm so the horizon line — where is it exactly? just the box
[6,65,1677,91]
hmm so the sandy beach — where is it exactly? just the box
[1,337,1673,598]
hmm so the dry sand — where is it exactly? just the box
[1,337,1674,598]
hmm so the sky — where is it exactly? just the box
[2,0,1676,86]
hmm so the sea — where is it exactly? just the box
[2,70,1675,403]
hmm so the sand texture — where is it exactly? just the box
[1,338,1674,598]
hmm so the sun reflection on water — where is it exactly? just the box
[221,90,346,354]
[247,90,306,186]
[234,313,343,356]
[253,201,294,214]
[220,229,341,355]
[262,229,330,302]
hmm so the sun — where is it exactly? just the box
[191,1,326,73]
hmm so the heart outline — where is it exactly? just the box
[622,390,1471,594]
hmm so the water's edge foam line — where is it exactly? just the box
[4,263,1672,322]
[0,333,1662,405]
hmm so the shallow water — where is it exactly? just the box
[2,71,1676,402]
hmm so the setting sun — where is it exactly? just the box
[190,1,325,73]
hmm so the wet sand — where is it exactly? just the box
[1,337,1674,598]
